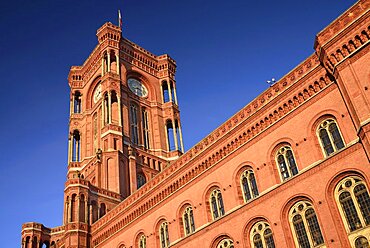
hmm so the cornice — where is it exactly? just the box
[315,0,369,47]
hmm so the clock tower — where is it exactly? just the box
[61,21,184,247]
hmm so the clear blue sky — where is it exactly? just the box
[0,0,355,246]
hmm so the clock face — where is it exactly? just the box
[93,84,102,103]
[128,78,148,97]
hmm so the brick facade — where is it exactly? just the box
[21,1,370,247]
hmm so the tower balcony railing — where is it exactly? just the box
[70,113,84,119]
[67,161,81,170]
[101,123,123,134]
[136,149,167,171]
[102,71,120,81]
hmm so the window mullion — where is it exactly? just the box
[326,127,337,152]
[216,195,220,215]
[302,215,315,247]
[284,154,291,178]
[261,232,266,248]
[351,187,367,227]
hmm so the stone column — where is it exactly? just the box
[68,198,72,222]
[70,97,73,115]
[129,149,137,194]
[172,119,179,151]
[101,56,105,76]
[77,195,81,222]
[118,95,122,126]
[89,204,93,225]
[164,124,170,151]
[160,84,164,103]
[178,122,185,153]
[102,98,106,126]
[108,92,112,124]
[116,52,120,75]
[107,51,111,72]
[85,201,89,223]
[167,80,172,102]
[68,136,72,162]
[64,201,69,224]
[173,85,178,105]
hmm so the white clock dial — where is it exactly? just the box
[93,84,102,103]
[128,78,148,97]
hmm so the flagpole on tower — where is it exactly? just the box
[118,9,122,30]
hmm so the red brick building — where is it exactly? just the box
[21,1,370,247]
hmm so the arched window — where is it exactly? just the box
[355,237,369,248]
[182,206,195,236]
[240,169,259,202]
[72,130,81,162]
[210,189,225,220]
[142,109,150,149]
[276,146,298,181]
[317,119,345,156]
[217,238,234,248]
[139,234,146,248]
[91,200,98,223]
[250,221,276,248]
[161,81,176,103]
[137,173,146,189]
[166,120,175,151]
[289,201,325,248]
[130,104,139,145]
[99,203,106,218]
[335,176,370,244]
[73,91,81,113]
[159,221,170,248]
[162,81,170,103]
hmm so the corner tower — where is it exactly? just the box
[22,21,184,248]
[67,22,184,198]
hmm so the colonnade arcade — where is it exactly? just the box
[101,50,120,76]
[22,237,52,248]
[64,193,107,226]
[102,90,122,126]
[161,80,178,104]
[165,119,184,153]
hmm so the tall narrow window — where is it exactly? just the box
[250,222,276,248]
[99,203,106,218]
[159,221,170,248]
[241,169,259,202]
[72,130,81,162]
[217,238,234,248]
[210,189,225,220]
[318,119,345,156]
[73,91,81,113]
[182,206,195,236]
[175,120,182,152]
[139,234,146,248]
[335,176,370,243]
[130,104,139,145]
[276,146,298,181]
[137,173,146,189]
[162,81,170,103]
[166,120,175,151]
[289,201,325,248]
[142,109,150,149]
